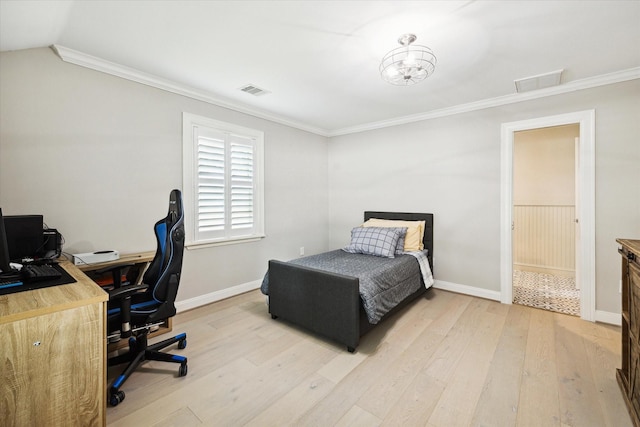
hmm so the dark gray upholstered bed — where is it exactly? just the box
[264,211,434,352]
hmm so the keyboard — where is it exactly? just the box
[22,264,62,281]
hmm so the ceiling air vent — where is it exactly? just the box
[514,69,563,93]
[239,84,270,96]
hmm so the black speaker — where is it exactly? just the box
[42,229,62,259]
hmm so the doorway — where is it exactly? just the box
[500,110,595,321]
[511,125,579,315]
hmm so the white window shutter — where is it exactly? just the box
[229,136,255,235]
[183,113,264,247]
[195,127,226,241]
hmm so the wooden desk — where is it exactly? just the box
[77,251,173,351]
[0,261,108,427]
[77,250,156,286]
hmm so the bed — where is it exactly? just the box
[261,211,434,352]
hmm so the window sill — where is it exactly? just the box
[185,234,266,250]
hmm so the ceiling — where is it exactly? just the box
[1,1,639,136]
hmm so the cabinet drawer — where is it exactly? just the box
[631,262,640,341]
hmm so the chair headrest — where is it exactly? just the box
[168,189,183,225]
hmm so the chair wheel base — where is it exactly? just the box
[179,362,188,377]
[109,390,125,407]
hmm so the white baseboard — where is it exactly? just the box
[594,310,621,326]
[174,278,622,327]
[175,280,262,313]
[433,280,502,301]
[175,278,501,313]
[434,280,622,325]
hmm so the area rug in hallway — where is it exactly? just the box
[513,270,580,316]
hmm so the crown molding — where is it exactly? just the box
[51,45,638,138]
[328,67,640,136]
[50,45,330,137]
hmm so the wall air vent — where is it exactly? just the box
[239,84,270,96]
[514,69,564,93]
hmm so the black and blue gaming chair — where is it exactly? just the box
[106,189,187,407]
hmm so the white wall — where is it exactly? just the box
[2,47,639,316]
[514,124,578,206]
[328,80,640,314]
[328,111,503,293]
[0,47,329,303]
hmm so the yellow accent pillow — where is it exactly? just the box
[362,218,425,251]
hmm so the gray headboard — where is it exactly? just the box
[364,211,434,274]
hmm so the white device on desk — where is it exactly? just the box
[73,250,120,265]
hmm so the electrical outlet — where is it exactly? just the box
[299,246,305,256]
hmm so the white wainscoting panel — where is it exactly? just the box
[513,205,576,274]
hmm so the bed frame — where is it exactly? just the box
[268,211,434,352]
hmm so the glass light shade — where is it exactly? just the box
[380,34,436,86]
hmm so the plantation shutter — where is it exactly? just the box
[193,127,257,241]
[195,127,226,241]
[229,135,256,235]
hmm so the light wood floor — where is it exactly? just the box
[106,289,632,427]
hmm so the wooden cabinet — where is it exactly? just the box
[618,238,640,427]
[0,261,108,426]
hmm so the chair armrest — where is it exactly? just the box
[108,284,148,301]
[108,283,148,338]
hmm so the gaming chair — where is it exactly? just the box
[105,189,187,406]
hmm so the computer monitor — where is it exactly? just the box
[0,208,13,274]
[4,214,44,262]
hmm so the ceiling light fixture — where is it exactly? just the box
[380,33,437,86]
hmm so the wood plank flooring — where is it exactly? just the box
[106,289,632,427]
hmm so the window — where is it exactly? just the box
[182,113,264,247]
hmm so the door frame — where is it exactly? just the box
[500,110,595,321]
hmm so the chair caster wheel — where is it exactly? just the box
[109,390,125,406]
[178,338,187,349]
[179,363,188,377]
